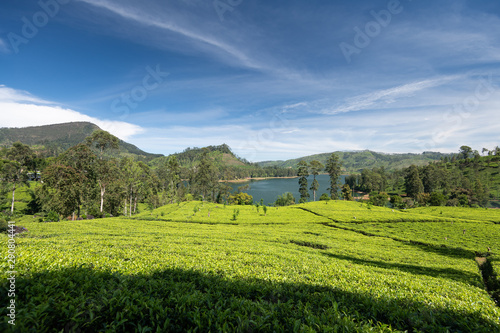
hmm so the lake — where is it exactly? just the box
[227,174,350,205]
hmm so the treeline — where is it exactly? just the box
[0,131,296,220]
[345,145,500,208]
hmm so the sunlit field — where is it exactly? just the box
[1,202,499,332]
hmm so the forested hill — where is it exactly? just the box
[0,122,162,161]
[148,144,297,179]
[258,150,453,173]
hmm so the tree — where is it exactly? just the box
[325,153,342,199]
[96,159,120,213]
[404,165,424,199]
[1,160,28,213]
[57,144,97,217]
[297,160,309,203]
[85,130,120,159]
[341,184,353,200]
[369,192,388,207]
[422,164,440,193]
[194,149,217,201]
[429,192,447,206]
[4,142,34,213]
[157,156,182,204]
[309,160,324,201]
[459,145,472,160]
[42,144,98,218]
[41,164,82,217]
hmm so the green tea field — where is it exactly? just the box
[1,201,499,332]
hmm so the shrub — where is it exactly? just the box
[0,218,7,233]
[228,192,253,205]
[45,211,60,222]
[232,208,240,221]
[319,193,331,201]
[429,192,447,206]
[390,195,406,209]
[369,192,388,207]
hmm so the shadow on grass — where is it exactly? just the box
[321,222,476,260]
[321,252,481,287]
[1,266,498,333]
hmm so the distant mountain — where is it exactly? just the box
[258,150,454,173]
[0,122,163,161]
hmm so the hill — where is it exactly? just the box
[0,122,162,161]
[149,144,296,179]
[258,150,453,173]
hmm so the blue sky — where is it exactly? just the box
[1,0,499,161]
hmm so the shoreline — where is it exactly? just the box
[220,176,298,183]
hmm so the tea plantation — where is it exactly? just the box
[1,201,499,332]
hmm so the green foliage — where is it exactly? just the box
[319,193,331,201]
[390,194,406,209]
[232,208,240,221]
[325,153,342,200]
[275,192,296,206]
[404,165,424,199]
[297,160,309,202]
[45,210,60,222]
[369,192,389,207]
[228,192,253,205]
[259,150,453,173]
[429,191,447,206]
[341,184,353,201]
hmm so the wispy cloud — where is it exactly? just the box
[76,0,266,71]
[0,38,10,53]
[321,76,461,115]
[0,86,143,141]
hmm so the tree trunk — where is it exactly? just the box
[100,184,105,213]
[129,194,132,217]
[124,198,127,216]
[133,197,137,214]
[11,184,16,213]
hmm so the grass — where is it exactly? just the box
[1,202,499,332]
[408,206,500,224]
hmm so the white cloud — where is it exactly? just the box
[0,86,143,141]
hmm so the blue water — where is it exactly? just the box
[228,174,348,205]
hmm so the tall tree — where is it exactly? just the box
[85,130,120,159]
[4,142,34,213]
[56,144,97,217]
[309,160,324,201]
[325,153,342,200]
[41,164,82,218]
[96,159,120,213]
[404,165,424,199]
[297,160,310,203]
[194,149,217,201]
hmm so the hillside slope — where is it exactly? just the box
[0,122,162,161]
[258,150,452,173]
